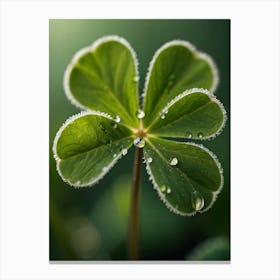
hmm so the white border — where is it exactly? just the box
[0,0,280,279]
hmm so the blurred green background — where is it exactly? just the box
[49,19,230,261]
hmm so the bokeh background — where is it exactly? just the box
[49,19,230,261]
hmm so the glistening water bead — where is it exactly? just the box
[191,191,205,211]
[133,136,145,148]
[160,109,168,119]
[133,75,140,82]
[122,148,128,156]
[169,157,178,166]
[115,115,121,123]
[111,121,118,129]
[147,157,153,163]
[186,131,192,138]
[197,132,204,139]
[136,109,145,119]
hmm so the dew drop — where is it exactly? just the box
[133,75,140,82]
[167,187,172,194]
[160,109,168,119]
[111,121,118,129]
[136,109,145,119]
[197,132,204,139]
[133,136,145,148]
[115,115,121,123]
[147,157,153,163]
[160,185,167,192]
[122,148,128,156]
[102,166,108,173]
[191,191,204,211]
[186,131,192,138]
[113,153,117,158]
[169,157,178,166]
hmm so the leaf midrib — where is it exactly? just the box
[146,138,217,195]
[144,51,204,124]
[147,98,213,132]
[75,63,136,124]
[58,136,132,161]
[146,139,195,192]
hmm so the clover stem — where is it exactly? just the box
[128,146,142,260]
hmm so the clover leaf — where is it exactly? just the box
[53,35,227,259]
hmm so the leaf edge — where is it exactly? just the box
[141,40,220,108]
[147,88,227,140]
[53,110,133,188]
[63,35,140,111]
[144,140,224,216]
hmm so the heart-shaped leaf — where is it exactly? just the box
[64,36,140,127]
[143,137,223,216]
[53,111,133,187]
[146,88,226,140]
[143,40,218,126]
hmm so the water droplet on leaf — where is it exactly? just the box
[122,148,128,156]
[169,157,178,166]
[102,167,108,173]
[167,187,172,194]
[147,157,153,163]
[113,153,117,158]
[198,132,204,139]
[160,109,168,119]
[111,121,118,129]
[136,109,145,119]
[133,75,139,82]
[160,185,167,192]
[191,191,204,211]
[133,136,145,148]
[186,131,192,138]
[115,115,121,123]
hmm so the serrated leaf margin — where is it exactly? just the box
[144,140,224,216]
[148,88,227,140]
[53,110,133,188]
[64,35,139,111]
[142,40,219,106]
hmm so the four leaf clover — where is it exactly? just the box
[53,35,227,216]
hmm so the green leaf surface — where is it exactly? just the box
[143,137,223,216]
[64,36,139,127]
[143,41,218,126]
[53,112,133,187]
[147,89,226,140]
